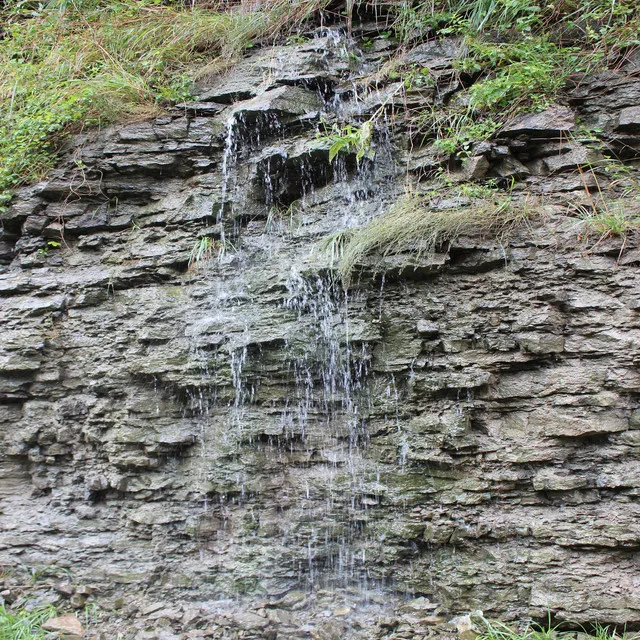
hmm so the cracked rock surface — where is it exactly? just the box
[1,19,640,640]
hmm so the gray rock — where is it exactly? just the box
[492,155,530,178]
[232,85,322,117]
[227,611,269,631]
[501,105,575,137]
[533,469,588,491]
[544,144,603,173]
[616,106,640,132]
[460,155,490,180]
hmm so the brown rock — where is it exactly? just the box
[42,614,84,638]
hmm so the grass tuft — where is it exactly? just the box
[334,190,529,284]
[0,603,57,640]
[477,618,640,640]
[580,205,640,237]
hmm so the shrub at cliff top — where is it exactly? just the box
[0,0,638,211]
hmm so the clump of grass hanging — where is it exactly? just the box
[336,191,529,284]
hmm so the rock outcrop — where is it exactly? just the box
[1,20,640,640]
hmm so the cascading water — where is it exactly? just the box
[276,271,382,591]
[217,114,238,233]
[178,21,412,626]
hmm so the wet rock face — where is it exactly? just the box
[1,22,640,638]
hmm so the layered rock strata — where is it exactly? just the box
[1,21,640,639]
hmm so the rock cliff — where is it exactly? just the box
[1,18,640,640]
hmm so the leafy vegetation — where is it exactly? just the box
[188,234,233,268]
[478,619,640,640]
[319,120,376,163]
[188,236,216,268]
[423,109,501,157]
[266,200,302,235]
[382,0,639,155]
[333,188,529,284]
[0,603,56,640]
[318,227,355,268]
[0,0,337,210]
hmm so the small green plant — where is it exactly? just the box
[25,563,72,584]
[318,121,375,163]
[285,34,311,45]
[265,200,302,235]
[317,228,354,267]
[0,603,57,640]
[478,617,640,640]
[461,37,581,113]
[400,65,435,90]
[433,114,501,157]
[36,240,61,257]
[83,602,99,627]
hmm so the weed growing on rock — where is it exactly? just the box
[266,201,302,235]
[0,603,56,640]
[317,121,376,163]
[188,235,234,268]
[189,236,217,269]
[382,0,639,156]
[415,107,502,157]
[318,228,355,268]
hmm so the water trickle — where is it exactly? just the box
[218,114,238,233]
[279,270,381,590]
[230,344,248,409]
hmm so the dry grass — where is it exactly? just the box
[334,190,530,284]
